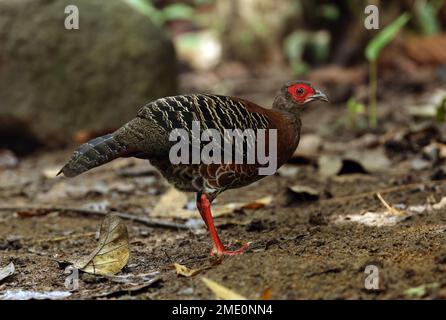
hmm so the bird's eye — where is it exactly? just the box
[297,87,304,95]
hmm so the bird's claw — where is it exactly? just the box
[210,242,251,257]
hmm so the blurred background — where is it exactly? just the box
[1,0,446,162]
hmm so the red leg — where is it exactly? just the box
[196,193,249,256]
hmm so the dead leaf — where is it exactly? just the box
[334,210,408,227]
[108,181,135,194]
[259,288,272,300]
[293,134,322,156]
[151,187,272,218]
[423,142,446,162]
[151,187,194,218]
[331,174,377,184]
[72,214,129,276]
[0,262,15,283]
[0,149,18,169]
[0,290,71,300]
[201,277,247,300]
[334,196,446,227]
[117,165,158,177]
[92,272,161,298]
[16,208,53,218]
[277,165,299,177]
[318,155,343,177]
[406,34,446,65]
[106,271,159,285]
[411,158,431,171]
[384,122,441,155]
[42,167,62,179]
[213,196,273,216]
[94,278,161,298]
[432,196,446,210]
[318,148,391,177]
[172,263,202,277]
[241,196,273,210]
[73,129,114,144]
[344,148,391,173]
[81,200,110,212]
[37,180,109,202]
[287,185,320,203]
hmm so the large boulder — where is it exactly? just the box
[0,0,177,153]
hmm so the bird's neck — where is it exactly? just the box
[272,95,302,124]
[269,96,302,167]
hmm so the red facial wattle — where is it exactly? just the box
[287,83,315,104]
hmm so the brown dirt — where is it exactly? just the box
[1,100,446,300]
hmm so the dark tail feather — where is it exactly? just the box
[58,133,133,178]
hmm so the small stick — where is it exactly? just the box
[33,232,96,244]
[0,206,191,230]
[376,193,405,216]
[321,179,446,204]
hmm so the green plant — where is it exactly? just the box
[365,13,411,128]
[435,97,446,122]
[414,0,443,35]
[284,31,310,76]
[124,0,194,26]
[347,97,365,128]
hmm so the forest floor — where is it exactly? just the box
[1,76,446,300]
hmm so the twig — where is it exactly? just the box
[376,192,405,216]
[33,232,96,244]
[0,206,191,230]
[321,179,446,204]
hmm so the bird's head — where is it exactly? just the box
[274,81,329,113]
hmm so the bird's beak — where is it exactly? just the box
[311,89,329,103]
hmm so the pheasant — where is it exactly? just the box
[59,81,328,256]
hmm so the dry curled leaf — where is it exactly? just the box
[241,196,273,209]
[172,263,202,277]
[334,195,446,227]
[213,196,273,216]
[151,187,272,219]
[287,185,320,203]
[0,149,18,169]
[259,288,272,300]
[406,34,446,65]
[0,262,15,283]
[151,187,194,219]
[201,277,247,300]
[73,214,129,276]
[318,155,343,177]
[15,208,54,218]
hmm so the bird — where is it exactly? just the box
[58,81,328,256]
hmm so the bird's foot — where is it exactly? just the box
[210,242,250,257]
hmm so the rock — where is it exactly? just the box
[215,0,293,64]
[0,0,177,151]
